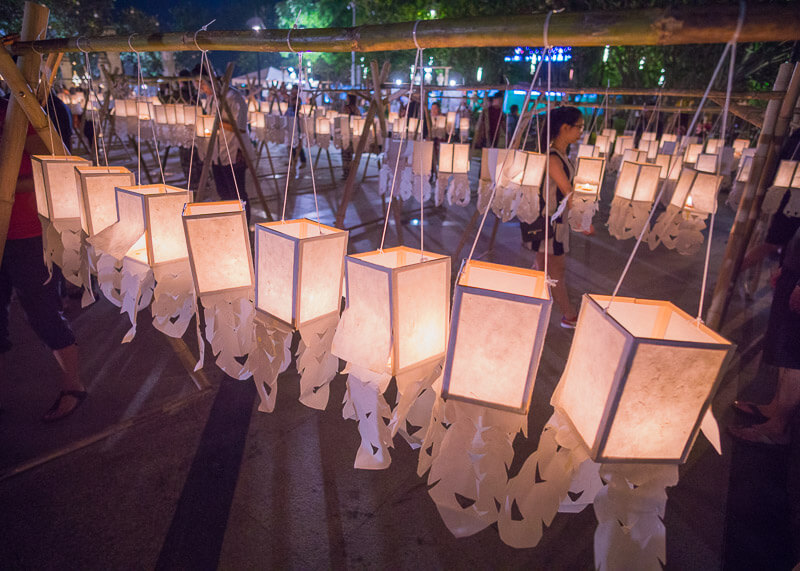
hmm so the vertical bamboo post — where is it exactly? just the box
[706,63,800,329]
[0,1,51,264]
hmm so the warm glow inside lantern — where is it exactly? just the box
[684,143,704,165]
[732,138,750,157]
[705,138,723,155]
[613,135,634,157]
[773,160,800,188]
[316,116,331,136]
[654,154,683,181]
[115,184,193,266]
[254,219,348,328]
[114,101,129,118]
[335,246,450,375]
[670,168,722,215]
[595,134,612,156]
[439,143,470,174]
[622,149,648,164]
[695,153,719,174]
[195,115,215,137]
[459,117,470,134]
[736,153,754,183]
[74,165,136,235]
[442,260,551,413]
[574,157,605,197]
[577,144,594,159]
[182,201,254,296]
[602,128,617,143]
[615,161,662,202]
[553,293,734,463]
[31,155,92,221]
[151,104,168,125]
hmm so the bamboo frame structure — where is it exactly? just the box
[8,6,800,56]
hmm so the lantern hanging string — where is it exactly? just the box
[79,38,109,167]
[642,89,663,136]
[606,0,746,314]
[298,56,323,232]
[464,10,556,268]
[31,30,61,157]
[603,82,610,132]
[187,20,215,192]
[200,32,245,204]
[378,47,423,252]
[416,26,425,257]
[280,12,304,222]
[542,12,555,285]
[697,0,745,324]
[128,35,142,184]
[132,40,166,184]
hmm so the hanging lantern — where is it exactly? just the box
[442,260,551,413]
[151,103,168,125]
[493,150,546,223]
[182,200,254,297]
[622,148,648,164]
[728,150,756,209]
[387,111,399,124]
[695,153,719,174]
[659,133,677,155]
[609,135,634,172]
[332,246,450,376]
[113,184,193,267]
[254,219,348,328]
[31,155,92,222]
[732,138,750,159]
[432,115,447,139]
[459,117,470,143]
[552,293,734,463]
[74,165,136,236]
[653,153,683,205]
[683,143,704,166]
[278,101,289,115]
[640,131,656,143]
[594,134,612,157]
[762,160,800,218]
[114,100,129,118]
[577,144,595,159]
[477,147,510,213]
[607,161,661,240]
[195,114,215,138]
[705,138,724,155]
[602,128,617,143]
[638,138,659,161]
[445,111,457,134]
[569,157,606,232]
[437,142,471,206]
[396,140,434,203]
[300,103,313,116]
[649,168,723,254]
[182,105,197,125]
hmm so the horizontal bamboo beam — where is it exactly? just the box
[8,5,800,56]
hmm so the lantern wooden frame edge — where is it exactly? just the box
[441,282,552,414]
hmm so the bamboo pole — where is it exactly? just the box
[0,2,54,264]
[10,6,800,55]
[706,62,800,329]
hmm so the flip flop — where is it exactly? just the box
[728,424,789,447]
[42,390,87,423]
[732,400,769,421]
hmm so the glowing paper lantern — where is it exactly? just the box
[577,144,594,159]
[195,114,215,137]
[114,101,129,118]
[477,147,510,213]
[74,165,136,235]
[705,138,723,155]
[654,153,683,181]
[114,184,193,266]
[439,143,470,175]
[151,104,168,125]
[659,133,677,155]
[732,138,750,158]
[31,155,92,221]
[613,135,634,157]
[622,149,648,164]
[602,128,617,143]
[695,153,719,174]
[594,134,612,157]
[332,246,450,375]
[446,111,457,134]
[608,161,662,240]
[553,293,734,463]
[254,219,348,328]
[459,117,470,143]
[684,143,704,165]
[640,131,656,142]
[569,157,606,231]
[494,150,547,223]
[437,142,471,206]
[432,114,447,139]
[442,260,551,413]
[182,201,253,297]
[316,116,331,135]
[762,160,800,218]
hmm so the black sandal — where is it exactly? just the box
[42,390,87,422]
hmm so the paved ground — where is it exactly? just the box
[1,130,798,570]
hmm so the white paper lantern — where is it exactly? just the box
[615,161,662,203]
[602,128,617,143]
[654,154,683,181]
[574,157,606,198]
[684,143,704,165]
[594,134,612,157]
[195,115,215,138]
[732,138,750,158]
[31,155,92,221]
[316,116,331,136]
[577,144,595,159]
[446,111,457,134]
[695,153,719,174]
[150,104,168,125]
[254,219,348,328]
[553,293,734,463]
[772,160,800,189]
[669,168,722,215]
[640,131,656,142]
[622,149,648,164]
[612,135,634,157]
[74,166,136,236]
[182,200,254,297]
[114,184,192,266]
[705,138,723,155]
[333,246,450,375]
[735,152,754,183]
[442,260,551,413]
[439,143,470,175]
[114,100,129,118]
[182,105,196,125]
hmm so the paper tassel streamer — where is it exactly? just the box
[391,360,443,449]
[607,196,652,241]
[426,401,527,537]
[40,218,95,307]
[201,292,256,380]
[593,463,679,571]
[341,363,393,470]
[498,411,603,548]
[648,205,708,255]
[446,173,471,207]
[568,195,599,233]
[296,313,341,410]
[247,313,293,413]
[783,189,800,217]
[151,260,196,338]
[119,256,155,343]
[94,252,125,307]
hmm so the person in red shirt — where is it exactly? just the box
[0,96,86,421]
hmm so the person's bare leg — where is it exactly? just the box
[44,344,85,419]
[536,252,577,320]
[732,367,800,443]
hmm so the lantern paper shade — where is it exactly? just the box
[615,161,662,202]
[654,154,683,180]
[577,144,594,159]
[316,117,331,135]
[459,117,470,133]
[74,166,135,235]
[334,246,450,375]
[553,294,734,463]
[115,185,192,266]
[695,153,719,174]
[670,168,722,215]
[595,134,612,156]
[773,160,800,188]
[705,138,723,155]
[602,128,617,143]
[442,260,551,413]
[732,138,750,157]
[613,136,633,156]
[574,157,605,197]
[182,201,254,296]
[684,143,704,165]
[439,143,470,174]
[196,115,215,137]
[254,219,348,328]
[622,149,648,164]
[31,155,91,220]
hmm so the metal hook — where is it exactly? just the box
[127,33,138,53]
[412,20,422,50]
[193,19,216,52]
[76,36,89,54]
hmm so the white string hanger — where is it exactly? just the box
[293,47,323,232]
[464,10,556,267]
[130,37,166,184]
[186,20,215,193]
[415,20,426,257]
[78,37,109,167]
[128,34,143,184]
[31,30,60,156]
[607,1,746,316]
[378,47,423,252]
[697,0,745,323]
[281,12,304,222]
